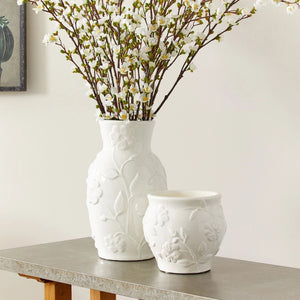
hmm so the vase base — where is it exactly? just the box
[157,261,211,274]
[98,253,154,262]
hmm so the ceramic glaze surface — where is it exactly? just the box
[87,121,167,261]
[143,191,226,273]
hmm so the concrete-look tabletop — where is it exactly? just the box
[0,238,299,300]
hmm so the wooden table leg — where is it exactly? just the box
[45,282,71,300]
[90,289,116,300]
[19,274,71,300]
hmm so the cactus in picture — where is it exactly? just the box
[0,16,14,80]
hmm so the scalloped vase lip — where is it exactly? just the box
[98,120,155,124]
[148,190,221,202]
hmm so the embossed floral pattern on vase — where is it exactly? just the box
[110,124,135,150]
[143,191,226,274]
[104,233,127,254]
[87,121,167,261]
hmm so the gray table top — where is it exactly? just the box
[0,238,299,300]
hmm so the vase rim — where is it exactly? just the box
[148,190,221,201]
[98,120,155,123]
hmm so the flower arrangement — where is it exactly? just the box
[18,0,299,120]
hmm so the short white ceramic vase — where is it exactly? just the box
[143,190,226,274]
[87,120,167,261]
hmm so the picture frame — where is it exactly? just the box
[0,3,26,92]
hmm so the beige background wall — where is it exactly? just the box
[0,4,299,300]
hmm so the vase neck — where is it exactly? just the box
[99,121,154,150]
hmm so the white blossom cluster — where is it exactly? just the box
[18,0,299,120]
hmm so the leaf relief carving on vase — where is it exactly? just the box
[135,199,148,217]
[179,227,188,243]
[102,168,119,180]
[204,223,221,242]
[86,178,103,205]
[114,191,126,217]
[185,200,207,221]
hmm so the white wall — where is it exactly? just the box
[1,4,299,300]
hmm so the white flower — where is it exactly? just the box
[135,26,149,36]
[17,0,24,5]
[101,62,110,70]
[159,42,167,53]
[92,26,102,38]
[240,8,248,15]
[117,91,126,100]
[287,4,298,14]
[102,113,113,120]
[149,23,158,32]
[140,93,149,103]
[90,60,97,68]
[130,48,139,57]
[98,16,109,25]
[139,51,149,61]
[112,15,122,23]
[33,1,43,13]
[149,61,156,68]
[120,18,130,29]
[192,0,201,12]
[119,63,129,75]
[128,23,138,32]
[107,4,118,14]
[216,7,223,17]
[62,6,71,17]
[97,83,107,93]
[105,94,113,106]
[42,34,57,45]
[82,48,93,60]
[143,84,153,94]
[189,62,197,72]
[160,53,170,61]
[113,45,121,55]
[254,0,267,8]
[157,16,169,26]
[141,45,151,53]
[224,15,235,26]
[132,13,142,23]
[111,87,118,95]
[130,85,138,94]
[119,110,129,120]
[125,56,135,65]
[148,37,158,46]
[77,18,88,30]
[129,103,137,112]
[189,45,198,52]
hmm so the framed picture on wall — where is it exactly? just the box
[0,2,26,92]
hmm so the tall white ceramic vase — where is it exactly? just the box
[87,120,167,261]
